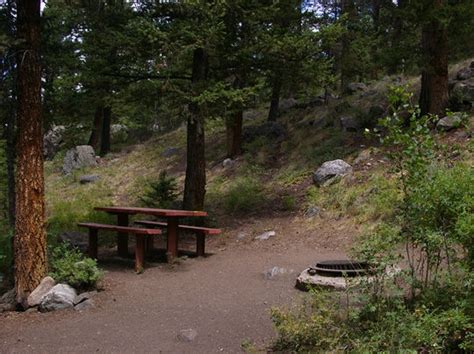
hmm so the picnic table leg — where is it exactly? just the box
[167,217,179,261]
[135,234,145,273]
[196,231,205,257]
[88,228,98,260]
[117,214,129,257]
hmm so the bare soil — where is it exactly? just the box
[0,215,355,353]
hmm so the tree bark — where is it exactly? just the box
[267,76,282,122]
[419,0,449,116]
[183,48,208,211]
[5,98,16,228]
[340,0,357,93]
[88,105,103,149]
[14,0,46,306]
[100,106,111,156]
[226,110,243,158]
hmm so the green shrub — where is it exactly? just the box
[140,170,178,209]
[49,244,102,290]
[224,176,265,213]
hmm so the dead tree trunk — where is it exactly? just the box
[419,0,448,117]
[14,0,47,306]
[100,106,111,156]
[88,105,103,150]
[267,76,282,122]
[183,48,208,211]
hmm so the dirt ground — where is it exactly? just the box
[0,216,354,353]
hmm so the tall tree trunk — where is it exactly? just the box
[226,110,243,158]
[419,0,448,116]
[183,48,208,211]
[100,106,111,156]
[340,0,357,93]
[88,105,103,149]
[6,98,16,228]
[267,76,282,122]
[14,0,46,306]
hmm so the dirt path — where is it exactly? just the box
[0,218,352,353]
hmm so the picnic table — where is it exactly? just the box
[94,206,208,260]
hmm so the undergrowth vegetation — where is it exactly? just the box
[49,244,102,291]
[272,87,474,352]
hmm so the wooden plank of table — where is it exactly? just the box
[95,206,207,217]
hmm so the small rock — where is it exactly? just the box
[177,329,198,342]
[236,232,247,240]
[456,67,472,81]
[313,159,353,187]
[304,206,320,218]
[39,284,77,312]
[161,147,180,158]
[79,174,100,184]
[74,299,95,311]
[27,276,56,308]
[0,289,16,312]
[264,267,290,280]
[74,290,98,305]
[255,231,276,241]
[62,145,97,175]
[43,125,65,160]
[222,158,234,168]
[436,113,463,131]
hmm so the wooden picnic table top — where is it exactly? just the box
[94,206,208,217]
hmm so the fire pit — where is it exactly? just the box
[296,259,376,291]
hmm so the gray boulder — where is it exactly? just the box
[0,289,16,312]
[39,284,77,312]
[456,67,472,81]
[74,290,98,305]
[313,159,352,187]
[346,82,367,94]
[222,158,234,168]
[79,174,100,184]
[74,299,94,311]
[27,276,56,308]
[62,145,97,175]
[451,80,474,108]
[436,113,463,131]
[44,125,65,160]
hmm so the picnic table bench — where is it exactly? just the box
[78,222,162,273]
[134,220,221,257]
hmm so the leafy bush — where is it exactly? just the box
[224,176,265,213]
[49,244,102,290]
[140,170,178,209]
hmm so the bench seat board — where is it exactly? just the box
[135,220,221,234]
[78,222,162,235]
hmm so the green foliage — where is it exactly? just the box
[224,176,265,214]
[47,191,114,237]
[140,171,179,209]
[49,243,102,290]
[271,290,347,351]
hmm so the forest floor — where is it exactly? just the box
[0,215,354,353]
